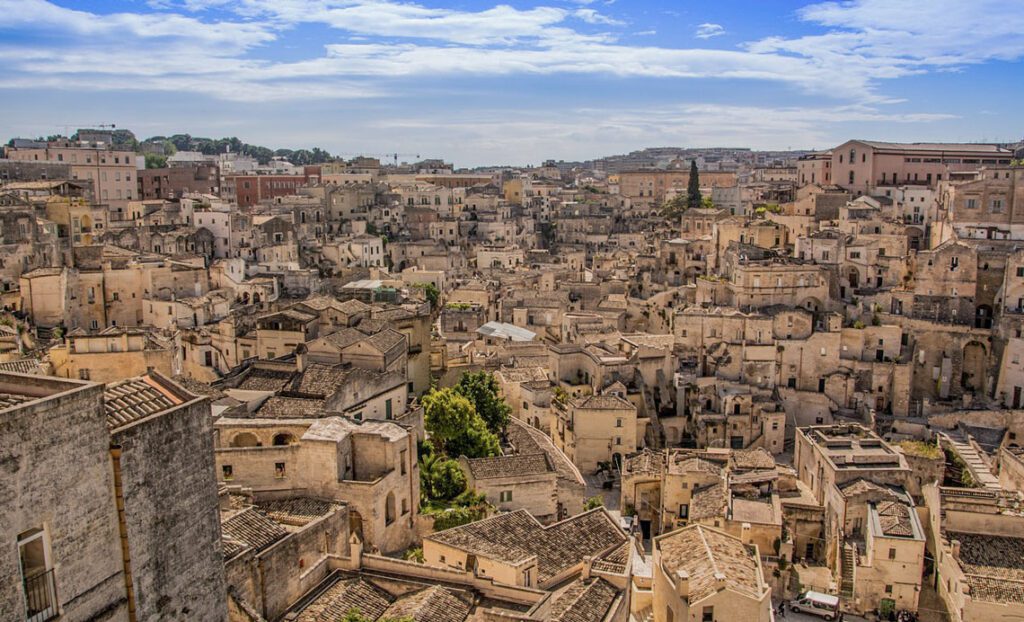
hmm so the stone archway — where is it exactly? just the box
[962,341,987,393]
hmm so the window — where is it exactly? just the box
[222,465,233,480]
[615,437,622,445]
[884,584,893,594]
[500,490,513,503]
[19,527,57,622]
[679,503,688,518]
[615,418,623,428]
[400,449,408,475]
[992,198,1004,213]
[888,548,897,560]
[702,606,714,622]
[275,462,286,478]
[966,198,978,209]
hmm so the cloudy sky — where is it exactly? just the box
[0,0,1022,166]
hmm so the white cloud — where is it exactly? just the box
[695,23,725,39]
[0,0,1021,113]
[574,8,623,26]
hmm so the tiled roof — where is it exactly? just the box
[838,478,901,500]
[257,498,341,524]
[731,448,776,471]
[623,449,666,477]
[318,327,367,350]
[104,376,184,431]
[876,501,914,538]
[506,419,586,487]
[948,532,1024,603]
[690,482,728,522]
[549,578,620,622]
[465,453,551,479]
[295,578,392,622]
[255,395,325,419]
[294,363,354,396]
[427,508,625,585]
[656,525,763,603]
[0,393,33,410]
[668,457,721,476]
[573,394,633,411]
[0,358,44,375]
[590,540,632,575]
[237,365,296,391]
[379,585,470,622]
[221,507,287,559]
[362,328,407,353]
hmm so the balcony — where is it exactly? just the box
[23,568,58,622]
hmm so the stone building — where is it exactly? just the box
[0,370,227,621]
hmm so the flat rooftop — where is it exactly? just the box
[802,425,904,469]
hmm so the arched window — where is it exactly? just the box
[273,432,295,446]
[231,432,260,448]
[385,492,396,525]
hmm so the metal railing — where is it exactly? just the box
[24,568,58,622]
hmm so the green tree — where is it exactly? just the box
[687,159,702,209]
[413,282,439,309]
[144,153,167,169]
[701,195,714,209]
[660,195,688,218]
[431,458,467,500]
[584,495,605,511]
[455,371,511,434]
[422,388,499,458]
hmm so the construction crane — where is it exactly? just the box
[55,122,116,137]
[337,151,422,167]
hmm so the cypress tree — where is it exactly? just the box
[687,159,702,208]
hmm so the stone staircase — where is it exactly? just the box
[840,544,856,601]
[942,430,1000,489]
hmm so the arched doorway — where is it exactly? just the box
[385,493,396,525]
[962,341,987,392]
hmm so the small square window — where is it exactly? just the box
[222,465,233,480]
[275,462,286,478]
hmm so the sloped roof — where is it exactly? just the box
[104,375,185,431]
[549,578,620,622]
[655,525,764,603]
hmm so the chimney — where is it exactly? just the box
[581,556,593,580]
[676,569,690,598]
[714,571,727,591]
[295,343,308,372]
[741,522,752,544]
[951,539,961,561]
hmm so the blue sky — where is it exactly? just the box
[0,0,1022,167]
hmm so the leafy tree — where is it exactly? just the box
[412,282,440,309]
[701,195,715,209]
[660,195,688,218]
[432,458,467,500]
[455,371,511,434]
[687,159,702,209]
[422,388,499,458]
[419,453,466,501]
[144,153,167,169]
[584,495,605,510]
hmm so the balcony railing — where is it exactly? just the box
[24,568,58,622]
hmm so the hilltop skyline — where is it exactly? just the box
[0,0,1022,166]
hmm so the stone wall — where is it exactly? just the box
[113,396,227,620]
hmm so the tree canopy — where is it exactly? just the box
[454,371,511,434]
[422,388,499,459]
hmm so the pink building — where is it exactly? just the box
[830,140,1013,196]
